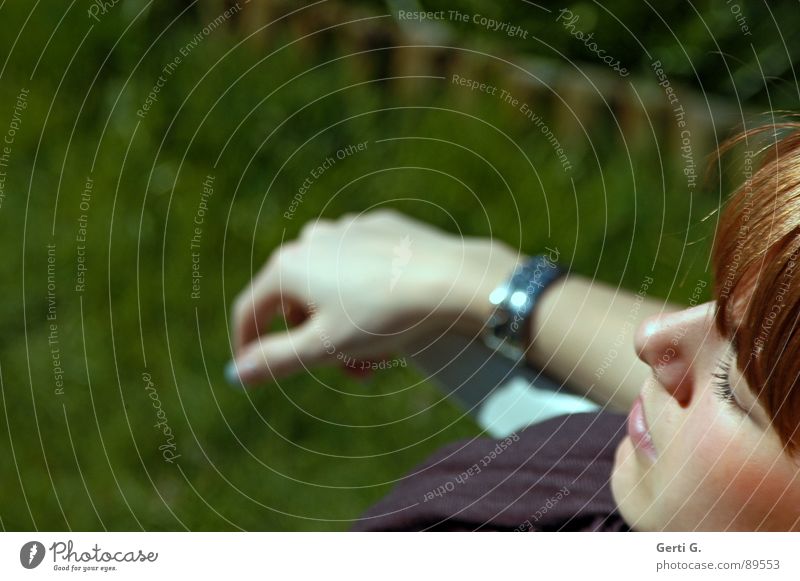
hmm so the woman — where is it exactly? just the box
[226,121,800,531]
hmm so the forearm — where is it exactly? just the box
[451,243,677,411]
[523,274,678,412]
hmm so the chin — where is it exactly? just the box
[610,437,651,531]
[611,435,635,477]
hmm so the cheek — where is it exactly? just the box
[678,399,751,486]
[677,401,796,526]
[689,432,762,503]
[665,415,733,494]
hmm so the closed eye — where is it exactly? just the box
[712,355,743,412]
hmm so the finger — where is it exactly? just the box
[231,252,291,357]
[225,321,328,386]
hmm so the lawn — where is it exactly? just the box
[0,0,754,530]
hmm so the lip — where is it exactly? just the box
[627,395,658,462]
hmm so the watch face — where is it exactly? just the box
[489,285,510,306]
[483,255,564,358]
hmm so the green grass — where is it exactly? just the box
[0,3,728,530]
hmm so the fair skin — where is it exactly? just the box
[228,209,800,530]
[613,302,800,530]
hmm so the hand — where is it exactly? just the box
[226,209,523,385]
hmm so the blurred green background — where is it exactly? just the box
[0,0,797,530]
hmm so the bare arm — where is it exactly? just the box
[522,274,679,411]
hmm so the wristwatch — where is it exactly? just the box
[481,253,565,362]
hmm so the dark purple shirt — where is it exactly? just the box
[353,412,630,531]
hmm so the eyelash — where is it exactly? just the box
[712,356,740,410]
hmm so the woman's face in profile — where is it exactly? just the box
[611,301,800,530]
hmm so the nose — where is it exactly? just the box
[633,303,715,407]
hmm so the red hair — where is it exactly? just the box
[713,117,800,455]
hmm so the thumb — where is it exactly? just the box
[225,322,328,387]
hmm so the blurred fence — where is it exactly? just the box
[199,0,747,160]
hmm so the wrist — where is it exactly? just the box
[440,240,527,337]
[480,250,565,360]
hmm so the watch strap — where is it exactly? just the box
[482,253,564,361]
